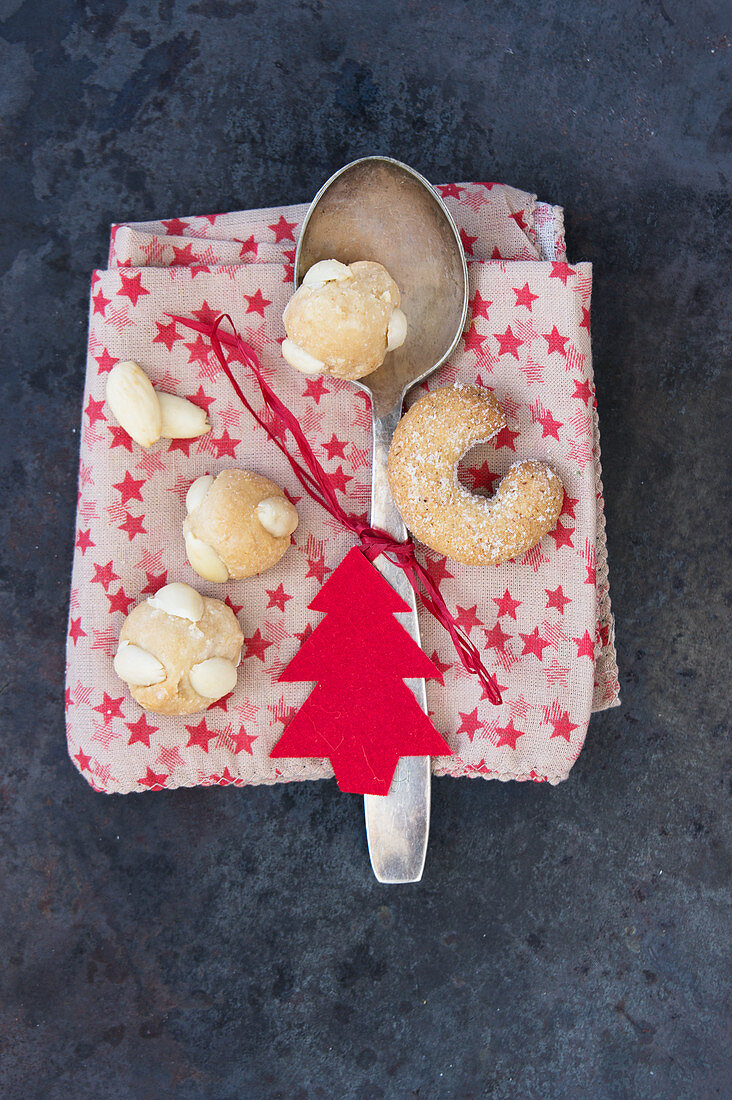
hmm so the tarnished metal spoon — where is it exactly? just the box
[294,156,468,883]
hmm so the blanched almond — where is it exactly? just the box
[257,495,299,538]
[184,531,229,582]
[157,391,211,439]
[189,657,238,700]
[147,581,204,622]
[113,640,166,686]
[106,361,162,448]
[281,338,325,376]
[185,474,215,515]
[302,258,353,289]
[387,307,408,351]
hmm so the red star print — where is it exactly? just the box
[465,461,499,493]
[573,631,595,658]
[92,288,111,316]
[455,604,482,633]
[493,425,520,451]
[224,595,244,617]
[126,712,159,748]
[560,495,578,520]
[322,433,348,460]
[580,306,591,332]
[167,437,195,457]
[266,584,292,611]
[85,395,106,426]
[237,234,258,257]
[242,629,273,662]
[161,217,189,234]
[548,520,574,550]
[112,470,146,504]
[545,585,571,613]
[457,707,482,743]
[185,717,217,752]
[244,289,272,317]
[232,726,257,754]
[543,325,569,356]
[68,617,87,645]
[329,465,353,494]
[438,182,464,199]
[424,555,454,587]
[74,747,92,772]
[192,300,220,326]
[509,209,527,231]
[463,325,488,354]
[210,429,240,459]
[106,587,134,615]
[269,214,297,242]
[109,426,133,452]
[493,588,521,620]
[469,290,492,320]
[520,627,550,659]
[495,718,525,750]
[118,512,147,541]
[140,570,168,595]
[305,553,330,584]
[548,709,579,741]
[172,242,197,264]
[118,271,150,306]
[75,528,95,555]
[585,562,597,586]
[513,282,539,311]
[484,621,512,651]
[93,692,125,724]
[137,766,169,789]
[153,319,183,351]
[208,692,232,714]
[490,246,502,259]
[91,561,120,590]
[459,228,477,256]
[94,348,119,374]
[64,686,73,709]
[535,408,563,440]
[303,376,329,404]
[494,325,524,359]
[429,649,452,677]
[549,261,572,286]
[294,623,314,646]
[186,385,215,413]
[184,333,212,368]
[572,379,593,405]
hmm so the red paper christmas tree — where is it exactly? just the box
[271,548,452,795]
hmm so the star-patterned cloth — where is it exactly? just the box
[67,180,619,795]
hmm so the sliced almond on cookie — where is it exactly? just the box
[189,657,238,701]
[113,640,166,686]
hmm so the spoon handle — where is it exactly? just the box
[364,407,431,884]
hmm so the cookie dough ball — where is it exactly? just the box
[282,259,408,381]
[183,469,299,582]
[113,582,244,716]
[388,385,564,565]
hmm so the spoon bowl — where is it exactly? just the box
[294,157,468,883]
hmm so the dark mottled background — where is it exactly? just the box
[0,1,729,1097]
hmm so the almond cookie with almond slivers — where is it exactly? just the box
[387,385,564,566]
[281,259,408,380]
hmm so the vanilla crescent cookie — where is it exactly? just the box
[183,468,299,582]
[113,583,244,716]
[282,259,407,381]
[387,385,564,565]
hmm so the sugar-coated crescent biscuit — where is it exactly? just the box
[387,385,564,565]
[114,583,244,716]
[282,259,407,381]
[183,469,299,581]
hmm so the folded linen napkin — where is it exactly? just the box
[66,180,619,795]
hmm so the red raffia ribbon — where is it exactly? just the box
[169,312,502,705]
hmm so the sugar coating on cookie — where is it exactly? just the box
[114,583,244,716]
[387,385,564,565]
[183,468,298,581]
[282,259,407,381]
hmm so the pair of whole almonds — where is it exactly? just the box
[106,360,210,447]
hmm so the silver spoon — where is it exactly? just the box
[294,156,468,883]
